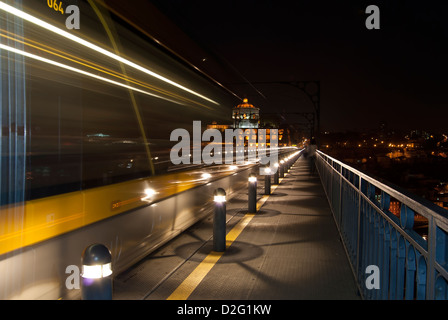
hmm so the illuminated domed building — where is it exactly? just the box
[207,98,283,147]
[232,98,260,129]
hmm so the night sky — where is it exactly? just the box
[150,0,448,134]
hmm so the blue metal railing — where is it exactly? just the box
[315,150,448,300]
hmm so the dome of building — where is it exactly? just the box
[232,98,260,129]
[235,98,256,109]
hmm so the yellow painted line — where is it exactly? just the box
[166,171,289,300]
[166,213,255,300]
[225,213,255,244]
[166,251,225,300]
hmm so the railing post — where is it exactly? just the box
[405,244,416,300]
[397,236,406,300]
[338,163,343,228]
[416,254,427,300]
[426,216,436,300]
[382,220,390,299]
[356,175,362,281]
[389,229,398,299]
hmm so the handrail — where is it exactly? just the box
[317,151,448,223]
[315,150,448,300]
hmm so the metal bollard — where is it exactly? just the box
[264,167,271,195]
[213,188,226,252]
[273,163,279,184]
[279,160,284,178]
[292,153,298,165]
[81,243,113,300]
[248,173,257,213]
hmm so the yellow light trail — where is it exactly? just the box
[87,0,154,175]
[0,43,185,105]
[0,1,220,105]
[0,30,214,110]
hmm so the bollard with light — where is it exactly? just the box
[248,173,257,213]
[292,152,298,166]
[264,167,271,195]
[81,243,113,300]
[273,163,279,185]
[279,159,285,178]
[213,188,226,252]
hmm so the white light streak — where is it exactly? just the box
[0,1,219,105]
[0,43,184,105]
